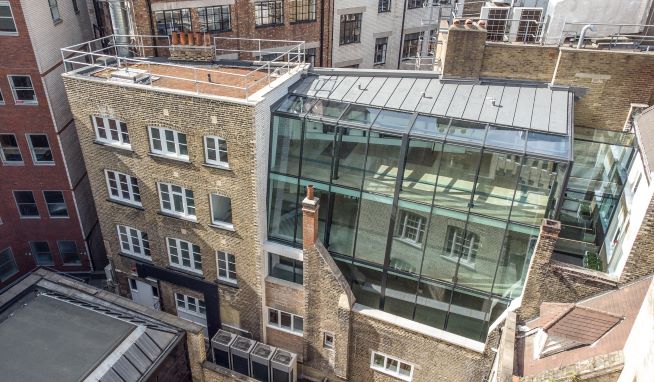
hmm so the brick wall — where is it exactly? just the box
[441,23,487,79]
[480,44,558,82]
[619,196,654,285]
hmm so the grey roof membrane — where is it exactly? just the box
[291,74,572,135]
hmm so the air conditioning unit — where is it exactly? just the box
[251,343,276,382]
[230,336,256,377]
[480,6,510,42]
[509,7,543,42]
[211,330,236,369]
[271,349,298,382]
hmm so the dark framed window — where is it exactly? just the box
[30,241,53,265]
[340,13,362,45]
[27,134,53,164]
[8,75,37,104]
[255,1,284,27]
[402,32,421,58]
[0,134,22,163]
[72,0,79,14]
[48,0,61,22]
[0,1,18,35]
[14,191,39,218]
[198,5,231,32]
[408,0,425,9]
[374,37,388,64]
[378,0,391,13]
[43,191,68,218]
[269,252,303,284]
[0,247,18,282]
[154,8,192,35]
[289,0,316,22]
[58,241,80,265]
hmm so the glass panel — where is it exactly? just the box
[373,110,413,133]
[575,126,634,146]
[492,224,538,299]
[434,144,480,213]
[276,95,316,115]
[308,99,347,120]
[354,192,393,265]
[446,120,487,144]
[267,174,299,243]
[400,139,442,204]
[363,132,402,196]
[485,126,527,152]
[327,186,360,257]
[410,115,449,139]
[340,104,380,126]
[348,262,383,308]
[472,151,518,220]
[510,158,558,226]
[211,194,232,224]
[332,127,368,189]
[413,278,451,329]
[270,116,302,176]
[446,287,489,340]
[526,131,570,158]
[420,208,467,282]
[453,215,507,294]
[300,120,335,183]
[389,200,430,274]
[383,271,418,320]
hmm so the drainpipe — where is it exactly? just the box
[108,0,132,56]
[145,0,159,56]
[397,0,408,69]
[576,24,596,49]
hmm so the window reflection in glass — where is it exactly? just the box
[434,144,480,212]
[363,132,401,195]
[270,116,302,176]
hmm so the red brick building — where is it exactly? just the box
[0,0,105,286]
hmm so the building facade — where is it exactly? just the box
[0,0,105,288]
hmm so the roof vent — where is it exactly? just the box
[110,68,151,84]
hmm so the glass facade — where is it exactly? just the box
[267,95,571,341]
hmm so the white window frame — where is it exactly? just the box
[204,135,229,168]
[105,170,142,207]
[323,332,334,349]
[13,190,39,219]
[158,182,196,220]
[92,115,131,149]
[443,226,478,267]
[148,126,189,161]
[0,1,18,36]
[267,307,304,336]
[175,292,207,327]
[216,251,237,284]
[43,190,69,218]
[0,247,19,282]
[8,75,37,105]
[397,210,426,246]
[209,193,233,230]
[370,351,414,382]
[26,133,53,165]
[117,225,151,259]
[167,237,203,274]
[0,133,23,164]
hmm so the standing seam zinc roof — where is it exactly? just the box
[290,74,572,135]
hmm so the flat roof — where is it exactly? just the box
[0,294,134,382]
[291,73,573,135]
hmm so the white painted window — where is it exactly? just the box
[167,237,202,273]
[48,0,60,22]
[204,136,229,167]
[117,225,151,259]
[159,183,196,220]
[209,193,232,229]
[216,251,236,283]
[444,226,479,266]
[30,241,54,266]
[26,134,53,164]
[323,332,334,349]
[43,191,68,218]
[397,210,426,246]
[175,292,207,327]
[8,75,37,104]
[0,2,18,35]
[105,170,142,206]
[58,240,80,265]
[13,190,39,218]
[267,307,303,335]
[370,351,414,381]
[92,116,131,148]
[148,127,188,160]
[0,247,18,282]
[0,134,23,164]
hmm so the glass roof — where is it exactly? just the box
[275,95,572,161]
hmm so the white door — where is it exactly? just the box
[128,278,160,310]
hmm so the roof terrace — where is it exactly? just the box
[61,34,308,101]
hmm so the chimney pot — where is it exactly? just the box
[302,185,319,248]
[179,31,187,45]
[307,184,314,200]
[171,31,179,45]
[453,19,461,27]
[465,19,474,29]
[204,33,211,46]
[194,32,202,46]
[478,20,487,29]
[187,32,194,46]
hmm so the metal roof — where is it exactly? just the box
[290,74,573,135]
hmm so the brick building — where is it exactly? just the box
[0,0,106,288]
[60,18,654,381]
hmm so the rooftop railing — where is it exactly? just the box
[61,34,306,100]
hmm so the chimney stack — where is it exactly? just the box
[302,185,320,248]
[441,19,487,79]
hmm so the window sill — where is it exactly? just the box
[339,41,361,46]
[158,210,198,223]
[255,24,285,29]
[12,101,39,106]
[167,265,204,278]
[265,275,304,290]
[202,162,231,171]
[33,162,56,166]
[48,215,70,219]
[439,255,476,270]
[149,152,191,164]
[266,325,303,337]
[216,278,238,288]
[1,162,25,166]
[93,140,133,152]
[0,32,18,37]
[53,19,63,26]
[118,252,153,263]
[209,222,234,232]
[19,216,41,220]
[106,198,144,210]
[290,19,317,25]
[177,308,207,319]
[378,10,391,14]
[394,237,423,250]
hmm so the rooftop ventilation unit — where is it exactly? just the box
[230,336,256,377]
[109,68,151,84]
[251,343,276,382]
[271,349,297,382]
[211,329,236,369]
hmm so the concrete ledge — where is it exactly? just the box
[551,261,619,286]
[352,303,485,353]
[202,360,257,381]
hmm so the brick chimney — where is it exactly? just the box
[441,19,487,79]
[302,185,320,248]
